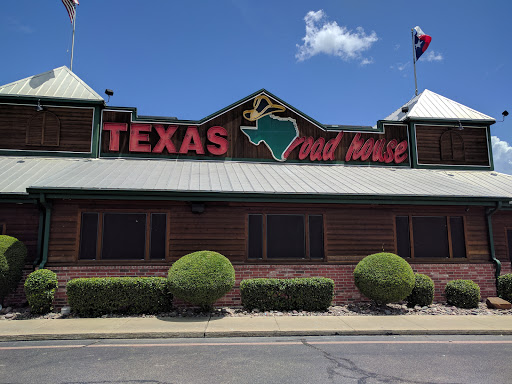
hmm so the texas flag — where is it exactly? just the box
[414,26,432,61]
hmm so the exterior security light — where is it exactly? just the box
[36,99,44,112]
[105,89,114,103]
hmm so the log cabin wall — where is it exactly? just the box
[0,104,94,153]
[415,124,490,167]
[45,199,492,266]
[491,210,512,263]
[0,203,40,263]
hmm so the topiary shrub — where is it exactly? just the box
[0,235,27,303]
[66,277,173,317]
[353,252,415,304]
[24,269,58,315]
[444,279,480,308]
[405,273,434,307]
[168,250,235,310]
[497,274,512,303]
[240,277,334,311]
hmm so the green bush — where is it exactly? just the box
[353,252,415,304]
[168,251,235,310]
[0,235,27,302]
[66,277,173,317]
[444,279,480,308]
[406,273,434,307]
[240,277,334,311]
[24,269,58,315]
[497,274,512,303]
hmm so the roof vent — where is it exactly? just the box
[401,106,409,113]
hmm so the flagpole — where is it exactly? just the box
[70,9,76,71]
[411,28,418,96]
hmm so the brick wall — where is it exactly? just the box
[5,262,511,308]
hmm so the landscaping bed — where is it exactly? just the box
[2,301,512,321]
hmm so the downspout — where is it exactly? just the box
[33,204,45,269]
[39,194,52,269]
[485,201,502,287]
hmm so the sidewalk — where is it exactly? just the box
[1,315,512,341]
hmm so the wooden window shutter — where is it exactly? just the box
[440,130,465,161]
[26,111,60,146]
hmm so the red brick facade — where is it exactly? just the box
[6,262,512,309]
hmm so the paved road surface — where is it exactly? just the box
[1,335,511,383]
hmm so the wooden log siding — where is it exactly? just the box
[492,211,512,262]
[0,203,40,263]
[0,104,94,152]
[45,200,493,266]
[415,125,490,166]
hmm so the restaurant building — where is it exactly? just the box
[1,67,512,307]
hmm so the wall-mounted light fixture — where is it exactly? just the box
[454,121,464,130]
[497,110,509,122]
[36,99,44,112]
[105,89,114,103]
[191,203,205,214]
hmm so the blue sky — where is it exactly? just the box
[2,1,511,172]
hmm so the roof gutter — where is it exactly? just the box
[38,193,52,269]
[485,201,502,287]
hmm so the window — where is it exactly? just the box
[440,130,465,161]
[26,111,61,146]
[395,216,466,259]
[507,229,512,262]
[79,212,167,260]
[248,214,324,260]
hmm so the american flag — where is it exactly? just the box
[62,0,79,23]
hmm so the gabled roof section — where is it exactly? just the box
[382,89,495,123]
[0,66,104,102]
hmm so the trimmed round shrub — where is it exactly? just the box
[497,274,512,303]
[168,250,235,310]
[444,279,480,308]
[406,273,434,307]
[24,269,58,315]
[354,252,415,304]
[0,235,27,302]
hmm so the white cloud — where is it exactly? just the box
[397,62,409,71]
[360,57,374,66]
[6,17,33,34]
[394,44,400,51]
[296,10,378,64]
[492,136,512,175]
[421,50,443,62]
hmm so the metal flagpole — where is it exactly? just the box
[70,8,77,71]
[412,28,418,96]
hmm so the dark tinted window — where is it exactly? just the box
[507,229,512,262]
[396,216,411,258]
[450,217,466,258]
[309,215,324,259]
[267,215,305,259]
[150,213,166,260]
[79,213,98,260]
[412,216,449,258]
[102,213,146,260]
[248,214,263,259]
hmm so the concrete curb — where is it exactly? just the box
[2,329,512,342]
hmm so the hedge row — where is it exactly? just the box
[240,277,334,311]
[66,277,173,317]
